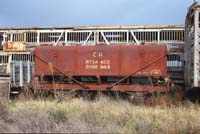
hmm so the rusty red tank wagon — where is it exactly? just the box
[31,44,170,92]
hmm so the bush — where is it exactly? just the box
[51,109,67,123]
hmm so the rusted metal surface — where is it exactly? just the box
[34,44,167,76]
[32,44,169,92]
[184,2,200,88]
[3,42,26,51]
[30,83,169,92]
[167,44,184,54]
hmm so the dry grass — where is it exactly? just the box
[1,96,200,133]
[0,98,8,119]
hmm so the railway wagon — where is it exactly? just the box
[31,44,170,92]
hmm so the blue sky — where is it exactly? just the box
[0,0,195,27]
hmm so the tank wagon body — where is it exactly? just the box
[31,44,170,92]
